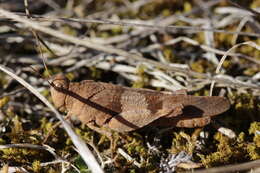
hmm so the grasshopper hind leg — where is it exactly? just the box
[152,116,211,128]
[175,116,211,128]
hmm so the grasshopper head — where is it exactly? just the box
[50,74,69,112]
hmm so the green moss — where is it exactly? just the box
[249,122,260,136]
[40,118,55,135]
[61,25,77,37]
[111,26,123,34]
[183,2,192,12]
[12,116,23,138]
[190,59,214,73]
[196,92,259,167]
[132,64,149,88]
[74,126,93,142]
[247,122,260,159]
[0,96,9,108]
[89,66,102,79]
[162,9,171,17]
[43,67,62,78]
[123,133,147,157]
[162,47,174,62]
[199,133,245,167]
[0,147,50,167]
[0,72,8,88]
[41,89,50,98]
[74,155,91,173]
[66,72,76,81]
[247,144,260,160]
[32,160,41,172]
[171,131,197,155]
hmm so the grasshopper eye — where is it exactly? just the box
[51,74,69,90]
[54,82,63,88]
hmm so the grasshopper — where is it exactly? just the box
[50,74,230,132]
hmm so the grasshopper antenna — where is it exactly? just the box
[24,0,53,81]
[41,56,52,80]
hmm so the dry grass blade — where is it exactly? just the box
[0,65,103,173]
[209,41,260,96]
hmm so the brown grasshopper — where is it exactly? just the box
[50,74,230,133]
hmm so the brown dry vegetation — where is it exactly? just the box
[0,0,259,172]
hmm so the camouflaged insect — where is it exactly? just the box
[50,74,230,132]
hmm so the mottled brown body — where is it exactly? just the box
[50,74,230,132]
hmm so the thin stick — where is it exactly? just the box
[117,148,142,168]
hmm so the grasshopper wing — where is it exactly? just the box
[78,85,184,132]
